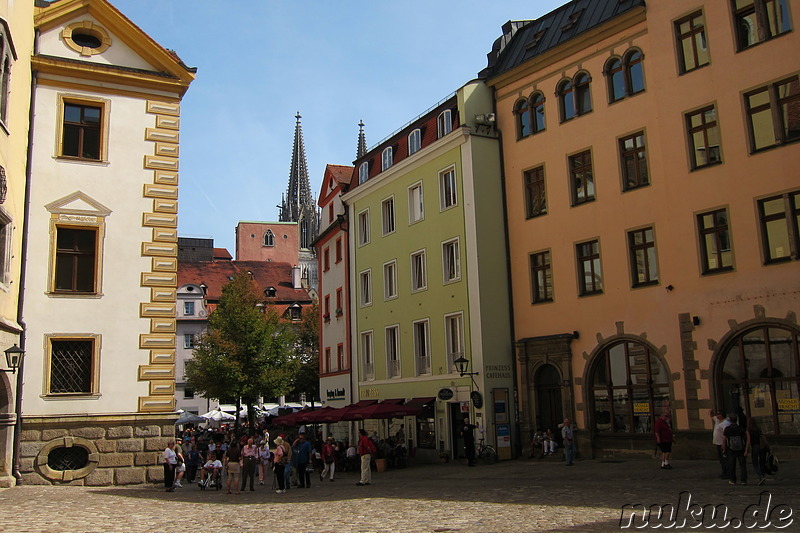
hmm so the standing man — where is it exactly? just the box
[654,411,674,469]
[461,416,477,467]
[240,437,258,491]
[560,418,576,466]
[710,409,731,479]
[723,414,748,485]
[356,428,375,486]
[294,433,314,488]
[162,440,177,492]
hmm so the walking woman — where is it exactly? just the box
[162,440,177,492]
[258,441,271,485]
[747,418,767,485]
[224,440,241,494]
[273,436,288,493]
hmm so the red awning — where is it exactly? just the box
[403,397,436,409]
[346,400,425,420]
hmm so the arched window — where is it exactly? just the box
[263,230,274,247]
[625,49,645,95]
[718,325,800,435]
[531,92,546,134]
[574,72,592,115]
[589,340,670,434]
[605,57,625,103]
[408,129,421,155]
[515,98,532,138]
[358,162,369,184]
[557,79,575,122]
[437,109,452,138]
[381,147,393,171]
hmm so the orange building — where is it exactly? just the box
[482,0,799,458]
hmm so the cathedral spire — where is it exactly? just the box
[279,112,319,251]
[357,119,367,159]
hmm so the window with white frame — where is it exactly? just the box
[0,207,11,285]
[408,129,422,155]
[439,167,457,210]
[361,331,374,381]
[381,147,393,171]
[184,301,195,316]
[413,320,431,375]
[445,313,464,373]
[386,325,401,378]
[383,260,397,300]
[358,162,369,184]
[381,197,395,235]
[358,209,370,246]
[437,109,452,138]
[0,25,15,128]
[411,249,427,291]
[409,183,424,223]
[442,238,460,283]
[359,269,372,306]
[183,334,195,349]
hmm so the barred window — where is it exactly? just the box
[48,446,89,471]
[49,338,95,394]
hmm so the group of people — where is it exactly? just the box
[527,418,576,466]
[711,409,772,486]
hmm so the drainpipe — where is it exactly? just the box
[13,29,39,484]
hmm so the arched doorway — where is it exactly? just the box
[535,364,563,433]
[716,324,799,435]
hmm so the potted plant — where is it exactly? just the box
[335,307,343,317]
[323,313,331,323]
[439,452,450,463]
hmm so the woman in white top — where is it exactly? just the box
[163,440,177,492]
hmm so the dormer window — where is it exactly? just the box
[525,29,548,51]
[408,129,422,155]
[381,147,393,171]
[288,303,302,321]
[264,286,277,297]
[437,110,452,138]
[561,9,584,32]
[358,162,369,184]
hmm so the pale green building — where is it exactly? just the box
[343,80,516,461]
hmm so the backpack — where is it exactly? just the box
[766,452,779,474]
[727,433,745,452]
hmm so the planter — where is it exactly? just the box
[374,458,387,472]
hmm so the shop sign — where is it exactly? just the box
[634,402,650,415]
[437,387,454,401]
[326,388,345,401]
[777,398,800,414]
[470,391,483,409]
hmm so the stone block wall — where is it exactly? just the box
[19,413,177,486]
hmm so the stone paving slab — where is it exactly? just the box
[1,456,798,532]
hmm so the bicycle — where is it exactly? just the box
[476,438,498,464]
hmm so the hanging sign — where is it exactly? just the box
[470,391,483,409]
[437,387,454,401]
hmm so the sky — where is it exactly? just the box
[111,0,564,253]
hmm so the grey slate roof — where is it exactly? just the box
[480,0,646,79]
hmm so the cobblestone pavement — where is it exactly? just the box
[1,456,798,533]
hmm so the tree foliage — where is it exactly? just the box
[185,272,298,431]
[288,302,320,404]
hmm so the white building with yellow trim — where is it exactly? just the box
[19,0,194,485]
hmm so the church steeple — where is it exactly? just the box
[357,119,367,159]
[279,112,313,224]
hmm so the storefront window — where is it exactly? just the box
[718,325,800,435]
[589,340,670,434]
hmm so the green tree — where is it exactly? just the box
[185,272,298,433]
[288,302,320,405]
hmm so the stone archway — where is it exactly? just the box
[0,372,16,487]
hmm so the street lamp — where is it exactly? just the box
[2,344,24,373]
[453,355,478,377]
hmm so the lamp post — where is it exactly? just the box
[3,344,25,485]
[453,355,480,390]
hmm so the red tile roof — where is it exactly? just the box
[178,260,312,304]
[213,248,232,260]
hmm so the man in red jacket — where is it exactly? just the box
[356,429,375,486]
[654,411,674,469]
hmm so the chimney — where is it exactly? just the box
[292,265,302,289]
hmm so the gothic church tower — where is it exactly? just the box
[279,113,319,289]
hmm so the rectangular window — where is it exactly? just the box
[413,320,431,375]
[382,197,395,235]
[442,239,460,283]
[184,301,195,316]
[411,250,427,291]
[0,209,11,285]
[686,105,722,169]
[386,326,401,378]
[335,237,342,263]
[323,247,330,271]
[335,287,343,316]
[628,227,659,286]
[409,183,424,223]
[361,331,374,381]
[698,208,734,273]
[183,334,195,349]
[758,191,799,263]
[576,239,603,295]
[383,260,397,300]
[745,75,800,152]
[0,30,13,126]
[440,168,457,210]
[48,337,97,395]
[183,388,194,400]
[733,0,791,51]
[444,313,464,374]
[54,227,97,293]
[324,295,330,320]
[337,343,346,371]
[62,102,102,160]
[675,11,710,74]
[324,347,331,374]
[619,132,649,190]
[358,210,370,246]
[359,269,372,306]
[569,150,595,205]
[530,251,553,303]
[524,166,547,218]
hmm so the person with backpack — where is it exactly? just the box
[722,413,747,485]
[746,418,767,485]
[356,428,376,486]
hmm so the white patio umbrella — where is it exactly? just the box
[200,409,236,421]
